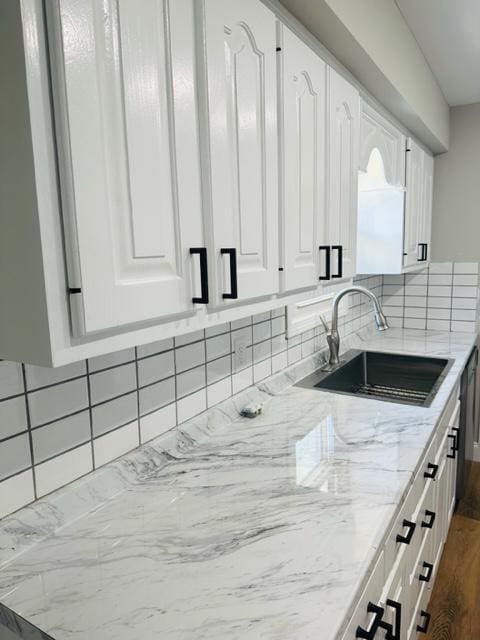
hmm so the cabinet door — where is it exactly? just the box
[403,139,424,268]
[421,153,434,264]
[326,68,360,280]
[278,25,326,291]
[203,0,279,305]
[359,102,406,188]
[49,0,204,334]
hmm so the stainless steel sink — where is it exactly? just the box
[295,350,454,407]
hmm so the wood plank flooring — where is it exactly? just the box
[424,461,480,639]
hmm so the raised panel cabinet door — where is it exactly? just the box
[359,102,406,187]
[279,25,326,292]
[202,0,279,304]
[326,68,360,280]
[403,139,424,268]
[48,0,204,334]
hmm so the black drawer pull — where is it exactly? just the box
[424,243,428,261]
[419,561,434,583]
[421,510,436,529]
[452,426,460,450]
[423,462,438,480]
[379,599,402,640]
[447,433,457,459]
[319,245,331,281]
[417,610,431,634]
[396,519,416,545]
[220,248,238,299]
[331,245,343,278]
[190,248,209,304]
[356,602,384,639]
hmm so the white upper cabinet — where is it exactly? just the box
[201,0,279,305]
[403,138,426,267]
[326,68,360,281]
[278,24,327,291]
[48,0,205,335]
[356,102,406,275]
[359,103,406,188]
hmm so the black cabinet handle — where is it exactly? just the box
[424,462,438,480]
[424,243,428,261]
[319,246,331,281]
[447,433,457,458]
[396,519,416,545]
[419,561,434,583]
[418,243,427,261]
[452,427,460,450]
[417,610,431,634]
[379,599,402,640]
[421,510,436,529]
[190,247,209,304]
[356,602,385,639]
[331,245,343,278]
[417,243,423,261]
[220,248,238,299]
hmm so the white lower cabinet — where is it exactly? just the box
[342,390,460,640]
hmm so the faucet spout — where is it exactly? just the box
[323,285,388,369]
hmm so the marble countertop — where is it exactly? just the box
[0,328,476,640]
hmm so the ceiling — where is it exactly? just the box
[395,0,480,106]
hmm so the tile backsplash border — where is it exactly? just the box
[0,275,382,520]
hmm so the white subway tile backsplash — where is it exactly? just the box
[452,297,477,310]
[207,378,231,408]
[136,338,173,359]
[0,470,34,519]
[451,309,477,322]
[28,378,88,427]
[89,363,137,405]
[206,355,231,385]
[176,365,205,399]
[32,411,91,463]
[25,361,86,390]
[206,334,231,362]
[453,262,479,274]
[253,359,272,383]
[94,422,139,468]
[253,340,271,364]
[428,274,452,286]
[427,319,450,331]
[175,341,205,374]
[177,389,206,424]
[428,285,453,297]
[0,433,31,480]
[404,307,427,319]
[0,396,27,440]
[35,443,92,497]
[137,351,175,387]
[140,403,176,444]
[272,351,288,373]
[139,378,175,416]
[174,330,205,347]
[453,286,478,298]
[404,296,427,308]
[89,348,135,372]
[405,285,428,297]
[91,392,138,437]
[427,296,451,309]
[205,322,230,338]
[232,368,253,394]
[451,321,476,333]
[429,262,453,273]
[453,274,479,286]
[427,308,451,320]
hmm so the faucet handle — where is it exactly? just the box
[318,314,330,335]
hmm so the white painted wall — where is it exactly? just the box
[431,103,480,261]
[278,0,450,152]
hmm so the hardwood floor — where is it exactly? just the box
[425,462,480,639]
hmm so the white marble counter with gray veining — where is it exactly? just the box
[0,328,476,640]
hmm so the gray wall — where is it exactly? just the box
[431,103,480,261]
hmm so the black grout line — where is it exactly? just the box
[20,364,37,500]
[29,406,89,432]
[33,438,92,468]
[134,347,141,444]
[0,428,30,445]
[0,464,34,485]
[85,360,96,470]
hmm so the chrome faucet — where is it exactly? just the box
[321,286,388,370]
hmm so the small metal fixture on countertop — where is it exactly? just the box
[321,285,388,371]
[240,404,263,419]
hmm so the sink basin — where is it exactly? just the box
[295,350,454,407]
